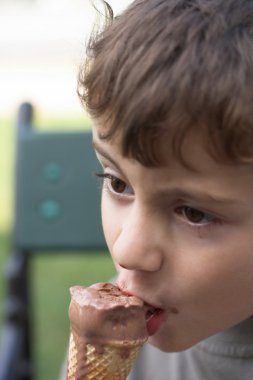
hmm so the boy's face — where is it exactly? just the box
[92,124,253,352]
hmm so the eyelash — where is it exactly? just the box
[95,173,221,229]
[95,172,133,197]
[174,206,221,229]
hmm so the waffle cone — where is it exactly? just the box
[67,332,144,380]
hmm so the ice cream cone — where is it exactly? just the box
[67,331,145,379]
[67,283,148,380]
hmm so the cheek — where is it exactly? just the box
[167,226,253,318]
[101,194,120,252]
[182,239,253,321]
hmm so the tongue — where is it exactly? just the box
[146,309,165,336]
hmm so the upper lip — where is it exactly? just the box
[117,283,179,315]
[117,283,163,311]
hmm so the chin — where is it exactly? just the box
[148,328,203,353]
[148,337,193,353]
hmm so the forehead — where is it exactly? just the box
[92,121,253,195]
[93,120,215,172]
[92,112,231,171]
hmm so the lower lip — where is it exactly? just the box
[146,309,167,336]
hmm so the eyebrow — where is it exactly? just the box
[92,139,122,170]
[159,188,242,206]
[92,139,243,207]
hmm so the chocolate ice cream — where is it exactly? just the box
[67,282,148,379]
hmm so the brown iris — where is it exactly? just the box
[110,177,127,193]
[184,207,206,223]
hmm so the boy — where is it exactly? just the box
[75,0,253,379]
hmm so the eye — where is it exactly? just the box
[109,176,128,194]
[175,206,215,225]
[96,173,134,196]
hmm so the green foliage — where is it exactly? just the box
[0,118,15,232]
[33,252,115,379]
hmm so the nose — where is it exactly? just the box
[111,205,164,272]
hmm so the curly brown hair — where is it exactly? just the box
[78,0,253,166]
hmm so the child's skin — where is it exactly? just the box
[76,0,253,361]
[92,124,253,353]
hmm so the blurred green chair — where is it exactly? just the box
[0,102,106,380]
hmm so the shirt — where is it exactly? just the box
[127,318,253,380]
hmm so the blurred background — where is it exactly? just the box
[0,0,132,378]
